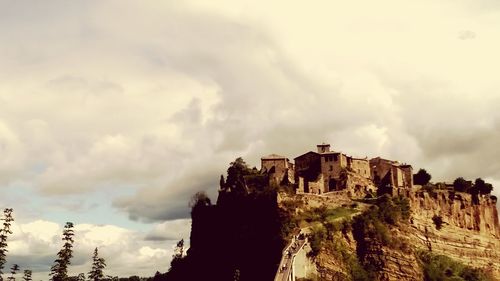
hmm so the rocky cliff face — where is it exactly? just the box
[406,190,500,278]
[409,190,499,237]
[288,189,500,280]
[363,242,423,281]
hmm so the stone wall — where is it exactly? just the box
[350,158,370,179]
[261,158,289,185]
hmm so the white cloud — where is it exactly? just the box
[4,219,187,280]
[0,1,499,274]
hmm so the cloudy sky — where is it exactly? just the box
[1,0,500,279]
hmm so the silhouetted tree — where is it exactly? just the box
[453,177,471,193]
[220,175,226,190]
[88,248,106,281]
[50,222,75,281]
[0,208,14,280]
[189,192,211,210]
[7,264,19,281]
[413,169,432,185]
[475,178,493,195]
[22,270,32,281]
[173,239,184,260]
[226,157,251,192]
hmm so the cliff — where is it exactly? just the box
[281,189,500,281]
[406,190,500,276]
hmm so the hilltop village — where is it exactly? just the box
[261,143,414,196]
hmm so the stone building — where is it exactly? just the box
[261,154,295,185]
[262,143,414,196]
[370,157,413,195]
[295,144,371,194]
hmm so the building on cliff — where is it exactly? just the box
[262,143,414,196]
[261,154,295,185]
[370,157,413,196]
[294,144,371,194]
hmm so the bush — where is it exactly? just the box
[432,215,443,230]
[453,177,472,193]
[418,251,493,281]
[308,224,327,257]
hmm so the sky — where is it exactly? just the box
[1,0,500,279]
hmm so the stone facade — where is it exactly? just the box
[370,157,413,195]
[349,158,370,179]
[265,143,413,195]
[261,154,295,185]
[295,144,373,194]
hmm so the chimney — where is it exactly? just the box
[317,143,331,153]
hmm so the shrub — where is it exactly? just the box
[308,224,327,257]
[432,215,443,230]
[418,251,493,281]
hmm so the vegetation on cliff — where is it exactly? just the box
[418,251,495,281]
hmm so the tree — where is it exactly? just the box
[0,208,14,280]
[22,270,32,281]
[453,177,471,193]
[219,175,226,190]
[189,192,211,210]
[7,264,19,281]
[88,248,106,281]
[169,239,184,270]
[50,222,75,281]
[77,273,85,281]
[432,215,443,230]
[475,178,493,195]
[226,157,251,192]
[413,169,432,185]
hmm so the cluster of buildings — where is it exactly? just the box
[260,143,414,196]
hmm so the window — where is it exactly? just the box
[329,165,333,171]
[333,154,338,161]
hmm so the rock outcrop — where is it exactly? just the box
[285,189,500,280]
[406,190,500,278]
[409,190,499,237]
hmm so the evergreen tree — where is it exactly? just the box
[76,273,85,281]
[219,175,226,190]
[169,239,184,269]
[7,264,19,281]
[0,208,14,280]
[22,270,32,281]
[49,222,75,281]
[88,248,106,281]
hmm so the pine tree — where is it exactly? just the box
[0,208,14,280]
[7,264,19,281]
[76,273,85,281]
[22,270,32,281]
[49,222,75,281]
[88,248,106,281]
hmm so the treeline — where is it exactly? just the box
[0,210,106,281]
[413,169,495,203]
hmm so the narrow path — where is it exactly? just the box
[274,233,307,281]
